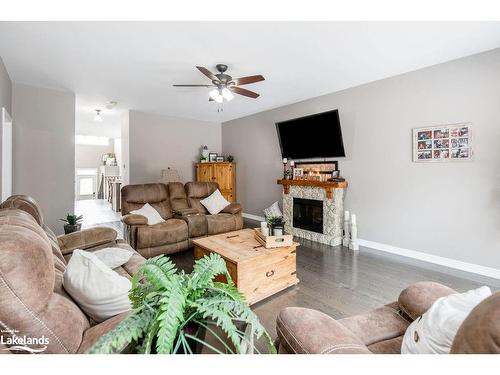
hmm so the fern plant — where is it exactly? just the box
[89,253,275,354]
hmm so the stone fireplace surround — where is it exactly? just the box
[278,180,347,246]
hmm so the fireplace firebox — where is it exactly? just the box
[292,198,323,234]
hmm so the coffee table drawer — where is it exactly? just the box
[238,253,299,305]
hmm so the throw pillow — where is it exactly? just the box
[93,247,134,269]
[199,189,230,215]
[401,286,491,354]
[63,250,132,323]
[129,203,164,225]
[264,201,282,219]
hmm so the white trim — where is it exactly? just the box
[242,212,266,222]
[358,239,500,280]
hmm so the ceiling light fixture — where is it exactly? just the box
[94,109,103,122]
[105,101,118,110]
[221,87,234,101]
[209,88,223,103]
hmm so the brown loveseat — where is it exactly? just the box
[0,195,146,354]
[121,182,243,258]
[276,281,500,354]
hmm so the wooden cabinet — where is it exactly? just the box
[195,162,236,202]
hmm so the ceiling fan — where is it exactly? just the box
[173,64,265,103]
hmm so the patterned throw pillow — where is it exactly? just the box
[263,201,283,219]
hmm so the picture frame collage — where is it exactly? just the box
[413,123,472,162]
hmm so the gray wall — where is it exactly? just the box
[222,48,500,269]
[0,56,12,200]
[0,56,11,114]
[75,139,114,171]
[12,83,75,234]
[128,110,221,184]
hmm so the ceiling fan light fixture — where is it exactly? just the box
[94,109,103,122]
[221,87,234,101]
[209,88,223,103]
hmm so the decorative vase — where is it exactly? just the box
[64,223,81,235]
[201,148,209,160]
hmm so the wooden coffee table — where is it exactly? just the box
[193,229,299,305]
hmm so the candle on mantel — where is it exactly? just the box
[290,161,295,167]
[282,158,288,164]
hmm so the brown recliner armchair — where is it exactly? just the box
[0,195,146,354]
[184,182,243,237]
[276,281,500,354]
[121,182,243,257]
[121,183,190,258]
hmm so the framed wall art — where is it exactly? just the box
[413,123,473,162]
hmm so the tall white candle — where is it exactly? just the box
[260,221,269,236]
[349,214,359,251]
[282,158,288,163]
[342,210,350,248]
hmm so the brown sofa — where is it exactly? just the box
[121,182,243,258]
[276,281,500,354]
[0,195,146,354]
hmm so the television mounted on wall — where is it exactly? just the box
[275,109,345,159]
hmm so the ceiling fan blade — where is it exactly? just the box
[230,86,260,99]
[233,75,265,86]
[173,84,214,87]
[196,66,217,81]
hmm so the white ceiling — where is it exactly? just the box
[1,21,500,127]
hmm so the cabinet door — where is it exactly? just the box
[197,164,214,182]
[214,163,233,190]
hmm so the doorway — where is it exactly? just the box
[76,168,97,200]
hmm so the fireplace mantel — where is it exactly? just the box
[277,179,348,199]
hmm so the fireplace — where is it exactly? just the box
[293,198,323,234]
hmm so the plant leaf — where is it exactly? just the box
[190,253,232,290]
[88,307,155,354]
[208,282,246,302]
[155,275,186,354]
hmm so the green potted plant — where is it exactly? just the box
[89,253,275,354]
[267,216,285,236]
[226,155,234,163]
[283,169,292,180]
[60,214,83,234]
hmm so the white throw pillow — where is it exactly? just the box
[63,250,132,323]
[93,247,134,269]
[401,286,491,354]
[129,203,164,225]
[200,189,230,215]
[263,201,282,219]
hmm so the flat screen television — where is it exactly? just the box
[275,109,345,159]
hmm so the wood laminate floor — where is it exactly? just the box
[90,217,500,349]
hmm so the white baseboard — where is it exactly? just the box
[358,239,500,280]
[243,212,500,280]
[242,212,266,222]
